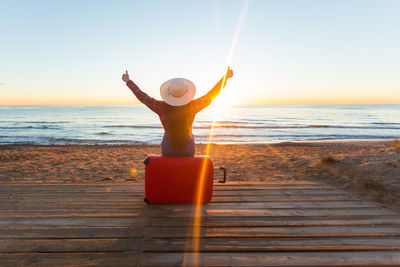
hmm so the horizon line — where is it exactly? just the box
[1,103,400,106]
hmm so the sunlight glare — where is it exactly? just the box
[210,90,237,122]
[183,1,249,266]
[225,0,249,67]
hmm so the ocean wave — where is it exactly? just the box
[39,136,141,144]
[96,132,111,135]
[0,135,31,138]
[2,123,399,132]
[98,124,400,130]
[0,140,35,144]
[104,125,161,129]
[1,134,397,145]
[0,125,61,130]
[194,124,400,130]
[196,120,267,125]
[312,125,400,130]
[0,121,70,124]
[372,122,400,125]
[195,134,398,139]
[196,134,266,138]
[21,121,69,124]
[310,125,329,128]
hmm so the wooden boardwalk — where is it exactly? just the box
[1,180,400,266]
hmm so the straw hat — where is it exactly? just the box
[160,78,196,106]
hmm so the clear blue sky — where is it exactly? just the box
[1,0,400,104]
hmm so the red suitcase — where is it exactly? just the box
[144,155,222,204]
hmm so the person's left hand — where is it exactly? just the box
[226,67,233,79]
[122,70,130,83]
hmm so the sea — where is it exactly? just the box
[0,105,399,145]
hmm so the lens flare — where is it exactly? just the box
[183,122,217,266]
[226,0,249,67]
[130,168,138,177]
[183,1,249,266]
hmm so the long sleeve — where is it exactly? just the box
[126,80,165,115]
[191,77,227,113]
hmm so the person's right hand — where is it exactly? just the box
[122,70,130,83]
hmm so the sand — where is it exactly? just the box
[0,141,399,211]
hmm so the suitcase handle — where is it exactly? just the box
[214,167,227,183]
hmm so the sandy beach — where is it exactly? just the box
[1,141,399,211]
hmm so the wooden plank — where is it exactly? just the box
[0,213,142,218]
[204,201,381,208]
[2,224,398,239]
[0,217,146,227]
[0,184,333,191]
[2,211,396,220]
[146,216,400,227]
[2,197,147,203]
[214,189,348,195]
[1,195,362,204]
[144,225,400,238]
[0,183,141,186]
[0,185,335,192]
[0,180,320,186]
[1,207,393,218]
[1,204,146,211]
[0,189,145,195]
[2,195,355,202]
[1,203,146,211]
[2,224,399,239]
[0,227,143,238]
[1,189,347,197]
[2,193,146,199]
[2,200,145,205]
[148,203,381,211]
[0,190,349,200]
[0,183,344,191]
[0,183,330,192]
[1,196,146,200]
[0,201,381,214]
[148,207,395,217]
[2,216,400,228]
[0,201,381,211]
[216,180,322,185]
[142,237,400,252]
[138,251,400,266]
[0,252,138,267]
[1,238,142,253]
[214,185,336,190]
[212,195,361,202]
[0,209,147,216]
[215,181,323,185]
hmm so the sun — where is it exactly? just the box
[209,91,237,122]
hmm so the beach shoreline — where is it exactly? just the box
[1,141,399,211]
[0,139,393,148]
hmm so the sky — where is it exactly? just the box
[1,0,400,105]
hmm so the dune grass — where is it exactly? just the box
[390,138,400,149]
[319,152,339,164]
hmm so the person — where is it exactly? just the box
[122,68,234,156]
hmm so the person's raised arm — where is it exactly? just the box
[122,70,164,115]
[192,67,233,113]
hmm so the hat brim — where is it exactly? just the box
[160,78,196,106]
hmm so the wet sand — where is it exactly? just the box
[0,141,399,211]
